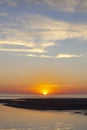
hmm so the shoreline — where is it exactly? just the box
[0,98,87,112]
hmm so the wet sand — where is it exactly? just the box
[0,98,87,112]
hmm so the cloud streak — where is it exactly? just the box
[27,53,82,59]
[25,0,87,13]
[0,14,87,57]
[0,0,17,7]
[57,54,82,58]
[41,0,87,13]
[0,47,45,53]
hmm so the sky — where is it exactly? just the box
[0,0,87,95]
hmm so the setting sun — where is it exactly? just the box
[43,91,48,95]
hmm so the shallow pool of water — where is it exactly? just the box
[0,105,87,130]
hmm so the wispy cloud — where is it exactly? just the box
[6,14,87,40]
[0,13,9,17]
[0,40,33,47]
[25,0,87,13]
[27,54,53,58]
[56,54,82,58]
[27,53,83,59]
[0,47,45,53]
[0,0,17,7]
[0,14,87,56]
[41,0,87,13]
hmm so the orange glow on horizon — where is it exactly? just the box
[0,84,87,95]
[34,84,59,95]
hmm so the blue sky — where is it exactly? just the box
[0,0,87,58]
[0,0,87,94]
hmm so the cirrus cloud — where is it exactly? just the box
[56,54,82,58]
[27,53,83,59]
[41,0,87,13]
[0,0,17,7]
[0,14,87,57]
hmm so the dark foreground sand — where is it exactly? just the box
[0,98,87,113]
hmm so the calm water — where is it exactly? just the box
[0,104,87,130]
[0,94,87,99]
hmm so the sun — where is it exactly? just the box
[43,91,48,95]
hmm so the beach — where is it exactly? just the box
[0,98,87,112]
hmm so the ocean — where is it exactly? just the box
[0,104,87,130]
[0,94,87,130]
[0,94,87,99]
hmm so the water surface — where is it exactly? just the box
[0,105,87,130]
[0,94,87,99]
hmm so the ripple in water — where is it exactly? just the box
[0,121,73,130]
